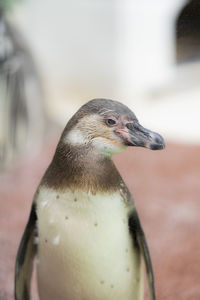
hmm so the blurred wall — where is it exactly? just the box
[11,0,200,144]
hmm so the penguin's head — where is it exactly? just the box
[64,98,165,156]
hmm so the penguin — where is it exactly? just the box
[15,98,165,300]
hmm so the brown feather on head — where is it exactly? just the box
[63,98,165,154]
[42,99,165,192]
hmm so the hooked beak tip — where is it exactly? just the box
[149,142,165,150]
[148,132,165,150]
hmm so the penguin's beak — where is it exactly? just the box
[116,122,165,150]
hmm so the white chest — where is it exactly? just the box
[36,188,143,300]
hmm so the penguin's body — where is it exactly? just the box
[15,99,165,300]
[36,188,142,300]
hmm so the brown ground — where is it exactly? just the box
[0,138,200,300]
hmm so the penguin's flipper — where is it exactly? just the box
[129,209,155,300]
[15,203,37,300]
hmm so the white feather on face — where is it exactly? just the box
[64,114,126,156]
[65,128,87,145]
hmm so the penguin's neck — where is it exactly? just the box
[41,142,122,193]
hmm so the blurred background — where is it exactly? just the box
[0,0,200,299]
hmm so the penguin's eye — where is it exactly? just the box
[106,118,116,126]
